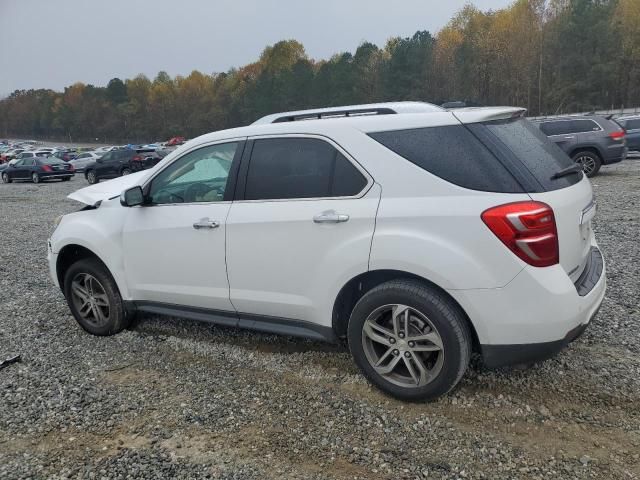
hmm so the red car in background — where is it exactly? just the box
[166,136,186,146]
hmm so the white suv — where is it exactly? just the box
[48,102,606,401]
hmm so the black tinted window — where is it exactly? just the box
[245,138,366,200]
[539,121,572,136]
[468,118,581,192]
[625,119,640,130]
[332,152,367,196]
[369,125,523,193]
[570,120,600,133]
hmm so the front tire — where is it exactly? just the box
[63,258,131,336]
[1,172,10,183]
[62,176,70,181]
[32,172,40,183]
[347,280,471,401]
[121,167,131,176]
[86,170,98,184]
[572,151,602,178]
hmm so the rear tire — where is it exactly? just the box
[63,258,131,336]
[86,170,98,184]
[62,177,70,182]
[347,279,471,401]
[32,172,40,183]
[1,172,10,183]
[572,151,601,178]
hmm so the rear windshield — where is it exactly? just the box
[368,125,524,193]
[467,118,582,191]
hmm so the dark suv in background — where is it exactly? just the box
[615,116,640,153]
[534,115,627,177]
[84,148,169,184]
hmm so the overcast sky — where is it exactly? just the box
[0,0,512,94]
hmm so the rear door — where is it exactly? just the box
[226,135,379,327]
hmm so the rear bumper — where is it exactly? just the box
[602,145,627,164]
[449,245,606,367]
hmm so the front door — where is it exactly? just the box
[122,140,244,311]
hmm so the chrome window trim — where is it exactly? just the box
[235,133,374,204]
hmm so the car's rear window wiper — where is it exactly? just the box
[551,163,583,180]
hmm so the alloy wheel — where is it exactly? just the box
[70,273,111,328]
[87,171,96,183]
[1,173,8,183]
[575,156,596,176]
[32,173,39,183]
[361,304,444,388]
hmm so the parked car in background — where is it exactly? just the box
[2,157,74,183]
[50,102,605,401]
[614,116,640,152]
[533,115,627,177]
[84,148,162,184]
[1,148,26,162]
[166,136,186,146]
[68,152,102,172]
[94,146,119,155]
[54,149,78,162]
[16,151,53,161]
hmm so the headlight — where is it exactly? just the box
[52,214,64,235]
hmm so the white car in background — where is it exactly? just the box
[68,152,102,172]
[48,102,605,401]
[94,146,119,154]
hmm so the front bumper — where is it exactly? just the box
[47,240,59,288]
[449,245,606,368]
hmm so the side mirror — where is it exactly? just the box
[120,186,145,207]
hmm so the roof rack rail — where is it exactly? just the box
[272,107,396,123]
[252,102,444,125]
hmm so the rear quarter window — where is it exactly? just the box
[368,125,524,193]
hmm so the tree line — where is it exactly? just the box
[1,0,639,143]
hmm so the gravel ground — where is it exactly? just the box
[0,161,639,480]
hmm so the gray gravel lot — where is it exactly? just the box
[0,161,639,479]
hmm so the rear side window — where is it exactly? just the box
[468,118,581,191]
[368,125,523,193]
[570,120,600,133]
[244,138,367,200]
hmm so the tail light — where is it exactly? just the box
[68,164,75,172]
[41,165,53,172]
[131,155,142,162]
[609,130,625,141]
[481,201,559,267]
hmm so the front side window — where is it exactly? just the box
[148,142,238,205]
[244,137,366,200]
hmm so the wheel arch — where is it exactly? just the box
[331,269,480,352]
[569,145,603,160]
[56,244,112,292]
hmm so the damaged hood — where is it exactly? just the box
[67,170,150,205]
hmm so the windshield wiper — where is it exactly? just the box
[551,163,583,180]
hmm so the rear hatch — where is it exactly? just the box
[455,110,595,282]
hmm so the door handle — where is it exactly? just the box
[193,218,219,230]
[313,212,349,224]
[563,136,575,140]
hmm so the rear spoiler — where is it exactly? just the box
[451,107,527,124]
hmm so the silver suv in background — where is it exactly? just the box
[533,115,627,177]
